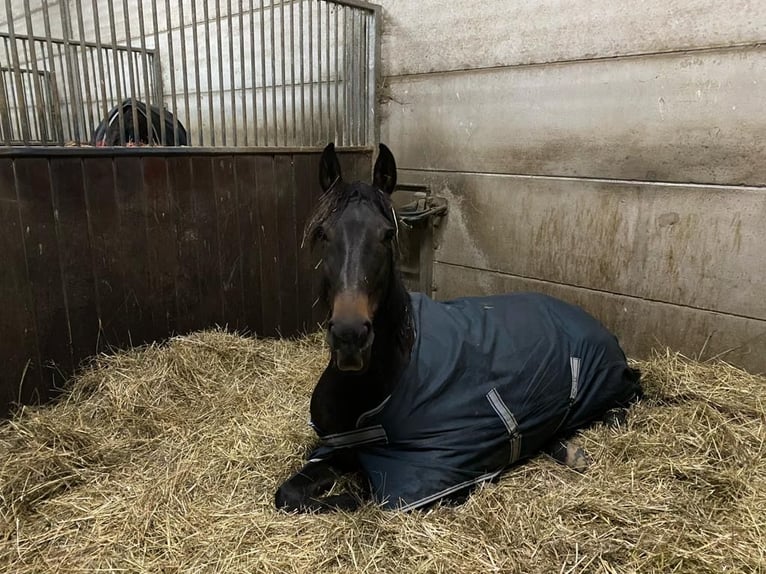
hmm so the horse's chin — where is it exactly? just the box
[334,346,372,373]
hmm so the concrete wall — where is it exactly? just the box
[378,0,766,373]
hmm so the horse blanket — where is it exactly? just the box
[310,292,642,511]
[91,98,188,147]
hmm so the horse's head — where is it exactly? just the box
[304,143,399,373]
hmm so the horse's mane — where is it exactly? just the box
[302,180,397,250]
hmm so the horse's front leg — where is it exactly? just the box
[275,455,367,513]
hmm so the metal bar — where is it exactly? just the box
[0,31,162,54]
[0,144,372,158]
[259,0,268,146]
[326,1,331,143]
[60,0,85,144]
[90,0,110,124]
[350,9,356,145]
[48,69,64,144]
[299,0,305,146]
[121,0,141,145]
[2,38,23,141]
[19,33,40,140]
[4,0,30,143]
[334,4,340,145]
[270,0,277,146]
[40,3,64,144]
[57,43,74,141]
[370,4,381,145]
[239,0,248,146]
[343,6,349,147]
[317,0,323,142]
[280,0,287,145]
[151,0,166,145]
[0,68,11,144]
[217,0,226,146]
[249,0,259,146]
[321,0,378,10]
[361,9,368,145]
[22,10,47,142]
[43,69,56,144]
[229,0,237,146]
[105,44,115,107]
[177,0,190,146]
[307,0,313,145]
[86,48,99,136]
[191,0,203,145]
[136,0,154,143]
[290,0,296,145]
[106,1,126,145]
[164,0,179,146]
[74,0,95,142]
[204,0,216,145]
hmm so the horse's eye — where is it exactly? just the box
[383,228,396,243]
[315,226,328,242]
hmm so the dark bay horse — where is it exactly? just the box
[275,143,642,512]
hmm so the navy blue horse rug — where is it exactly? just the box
[310,292,642,511]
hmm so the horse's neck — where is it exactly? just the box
[371,281,413,394]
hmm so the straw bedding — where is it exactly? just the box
[1,330,764,573]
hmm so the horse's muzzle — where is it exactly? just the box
[327,319,374,372]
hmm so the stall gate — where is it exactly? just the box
[0,0,382,416]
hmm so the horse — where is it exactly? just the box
[275,143,643,512]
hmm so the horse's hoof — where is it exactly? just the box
[545,440,592,473]
[564,443,592,473]
[603,407,629,429]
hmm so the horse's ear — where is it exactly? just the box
[373,143,397,195]
[319,142,342,192]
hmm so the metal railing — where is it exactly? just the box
[0,0,380,148]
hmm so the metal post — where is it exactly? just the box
[299,0,305,146]
[40,2,64,144]
[317,0,323,143]
[249,0,259,145]
[370,4,381,146]
[105,1,126,145]
[74,0,95,143]
[151,0,166,145]
[334,4,339,146]
[259,0,268,146]
[216,0,226,146]
[4,0,30,144]
[290,0,296,145]
[204,0,215,145]
[136,0,155,143]
[239,0,248,146]
[228,0,237,146]
[120,0,141,145]
[191,0,203,145]
[307,0,313,145]
[325,1,331,143]
[22,9,48,143]
[270,0,277,146]
[0,67,11,145]
[280,0,287,146]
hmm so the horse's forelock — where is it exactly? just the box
[302,182,395,249]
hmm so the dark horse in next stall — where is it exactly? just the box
[275,143,643,512]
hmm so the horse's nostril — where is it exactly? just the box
[329,319,372,347]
